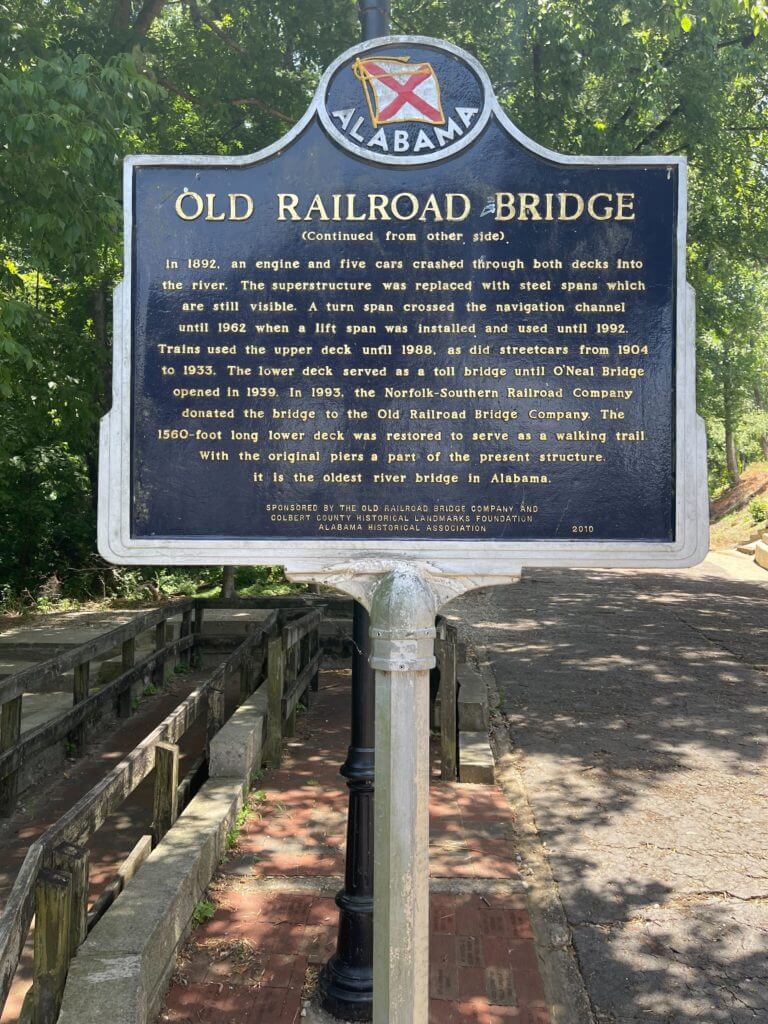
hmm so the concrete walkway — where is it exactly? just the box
[159,669,551,1024]
[452,556,768,1024]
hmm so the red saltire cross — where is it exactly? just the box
[361,60,442,124]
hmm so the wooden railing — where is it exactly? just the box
[264,608,322,766]
[0,600,324,1024]
[0,599,196,818]
[434,616,461,781]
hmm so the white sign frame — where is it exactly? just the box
[98,35,709,582]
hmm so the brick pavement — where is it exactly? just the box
[158,669,551,1024]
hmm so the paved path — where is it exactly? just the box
[159,669,551,1024]
[453,556,768,1024]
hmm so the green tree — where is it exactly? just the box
[696,259,768,484]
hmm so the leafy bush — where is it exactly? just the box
[192,899,216,927]
[748,497,768,525]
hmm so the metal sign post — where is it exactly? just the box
[368,568,436,1023]
[358,0,391,40]
[100,26,709,1024]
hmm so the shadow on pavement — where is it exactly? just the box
[453,565,768,1024]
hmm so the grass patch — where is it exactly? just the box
[710,505,766,549]
[226,804,251,850]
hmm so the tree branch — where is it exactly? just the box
[157,77,198,104]
[632,104,682,152]
[111,0,133,34]
[717,31,759,50]
[188,0,247,55]
[158,77,292,123]
[134,0,169,37]
[230,98,293,123]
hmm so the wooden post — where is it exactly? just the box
[430,618,447,729]
[118,637,135,718]
[193,604,205,670]
[239,652,251,703]
[28,867,72,1024]
[437,629,458,781]
[47,842,89,952]
[194,603,205,636]
[0,696,22,817]
[264,636,285,767]
[152,620,166,688]
[153,742,180,844]
[284,641,298,738]
[310,627,320,691]
[181,609,192,668]
[206,685,225,755]
[72,661,90,755]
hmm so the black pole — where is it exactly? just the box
[318,603,375,1019]
[357,0,391,40]
[318,7,389,1018]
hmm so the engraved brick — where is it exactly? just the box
[480,909,510,936]
[430,962,459,1000]
[456,933,483,967]
[485,965,518,1006]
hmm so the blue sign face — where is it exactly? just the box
[126,38,680,545]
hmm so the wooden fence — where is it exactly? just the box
[0,599,196,818]
[0,600,323,1024]
[264,608,322,767]
[433,616,464,782]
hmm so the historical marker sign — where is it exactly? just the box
[99,36,707,578]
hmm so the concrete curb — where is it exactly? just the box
[58,691,269,1024]
[473,648,596,1024]
[209,688,268,787]
[58,778,244,1024]
[755,538,768,571]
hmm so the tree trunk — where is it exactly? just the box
[221,566,236,599]
[723,368,741,485]
[754,384,768,460]
[86,284,110,514]
[725,425,740,484]
[134,0,169,37]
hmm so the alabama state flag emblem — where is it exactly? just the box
[353,56,446,128]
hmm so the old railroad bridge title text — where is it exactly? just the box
[173,191,638,223]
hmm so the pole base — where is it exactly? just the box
[318,955,373,1022]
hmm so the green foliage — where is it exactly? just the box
[192,899,216,927]
[1,0,767,600]
[748,497,768,523]
[695,258,768,482]
[226,804,251,849]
